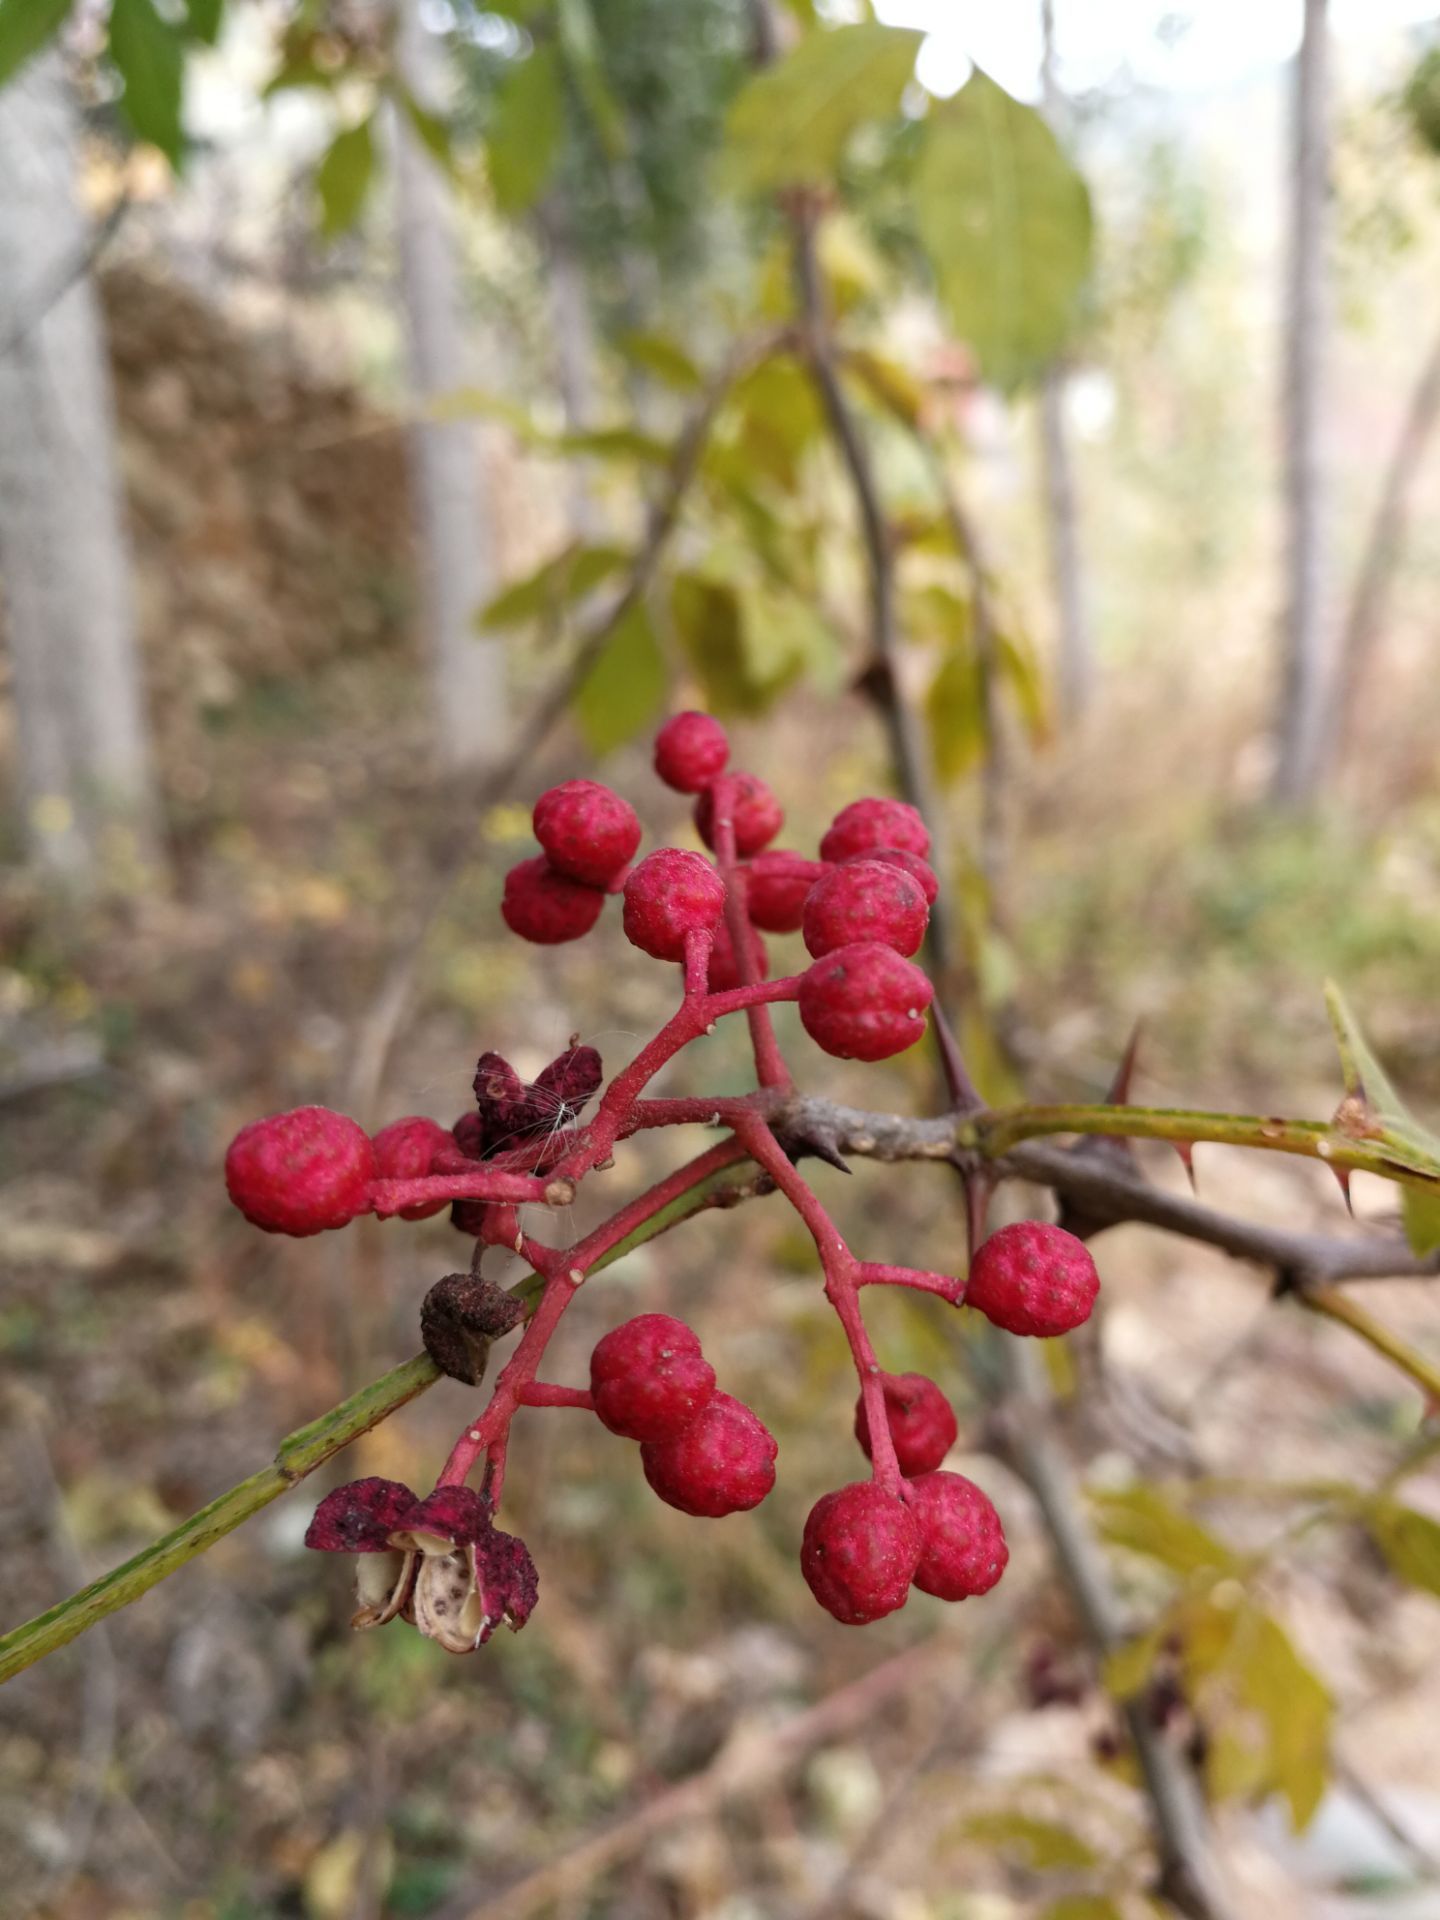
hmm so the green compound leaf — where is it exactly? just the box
[488,43,564,214]
[915,67,1093,392]
[574,600,666,754]
[316,114,376,236]
[109,0,186,166]
[723,22,922,194]
[0,0,73,91]
[1324,981,1440,1250]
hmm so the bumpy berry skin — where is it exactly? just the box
[854,1373,958,1477]
[533,780,642,887]
[226,1106,375,1236]
[694,773,784,858]
[746,850,827,932]
[590,1313,718,1442]
[641,1391,778,1516]
[844,845,939,906]
[654,710,729,793]
[802,860,929,960]
[705,916,769,994]
[965,1221,1100,1338]
[907,1471,1009,1600]
[622,849,727,961]
[372,1115,453,1219]
[820,797,930,865]
[801,1482,923,1625]
[798,942,933,1061]
[502,856,605,945]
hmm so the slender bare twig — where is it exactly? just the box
[0,190,131,363]
[988,1342,1239,1920]
[343,327,786,1125]
[912,431,1010,921]
[786,199,954,980]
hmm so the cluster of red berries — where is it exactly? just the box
[500,711,938,1063]
[220,707,1104,1651]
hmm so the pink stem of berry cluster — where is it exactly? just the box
[860,1261,965,1303]
[425,808,956,1513]
[369,1169,557,1214]
[729,1113,908,1498]
[706,773,793,1091]
[432,1138,752,1499]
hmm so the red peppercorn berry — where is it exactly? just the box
[820,797,930,864]
[641,1392,778,1516]
[501,856,605,945]
[854,1372,958,1477]
[225,1106,375,1237]
[533,779,642,887]
[654,710,729,793]
[843,845,939,906]
[590,1313,717,1443]
[800,1481,923,1625]
[372,1115,453,1219]
[907,1470,1008,1600]
[745,849,827,933]
[802,859,929,960]
[694,773,784,858]
[622,849,727,961]
[965,1221,1100,1338]
[798,942,933,1061]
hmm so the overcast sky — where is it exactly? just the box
[874,0,1440,99]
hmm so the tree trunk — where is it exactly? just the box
[0,50,160,883]
[1328,314,1440,764]
[1037,0,1093,723]
[391,6,509,776]
[1272,0,1331,809]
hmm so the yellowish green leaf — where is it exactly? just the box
[926,634,984,785]
[573,601,666,754]
[616,330,703,391]
[1234,1614,1331,1830]
[1091,1485,1239,1577]
[478,544,630,631]
[316,115,376,236]
[723,23,922,194]
[960,1812,1096,1871]
[915,68,1093,391]
[1368,1501,1440,1595]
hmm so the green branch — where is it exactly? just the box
[0,1157,758,1688]
[963,1103,1440,1193]
[0,1354,440,1686]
